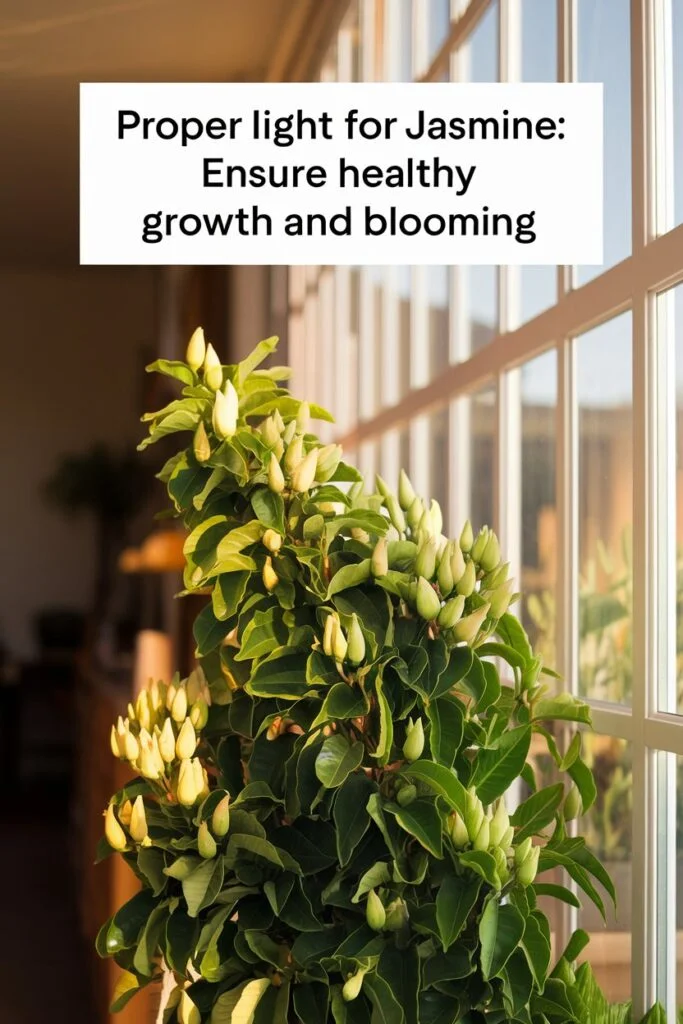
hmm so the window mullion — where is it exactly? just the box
[631,285,658,1016]
[556,333,578,953]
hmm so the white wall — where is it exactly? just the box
[0,268,157,659]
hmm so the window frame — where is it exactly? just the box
[288,1,683,1013]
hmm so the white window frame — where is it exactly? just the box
[290,1,683,1013]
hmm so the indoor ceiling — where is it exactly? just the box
[0,0,339,268]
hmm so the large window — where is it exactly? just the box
[288,1,683,1015]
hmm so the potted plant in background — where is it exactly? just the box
[97,331,665,1023]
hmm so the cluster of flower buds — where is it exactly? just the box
[322,611,366,668]
[258,404,342,497]
[365,888,410,934]
[448,790,540,889]
[109,671,212,809]
[402,717,425,762]
[104,796,152,852]
[374,470,519,644]
[194,794,230,860]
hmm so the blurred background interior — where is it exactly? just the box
[1,0,683,1021]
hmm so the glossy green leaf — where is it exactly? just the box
[472,726,532,804]
[436,874,482,951]
[479,900,525,980]
[511,784,565,842]
[315,735,365,789]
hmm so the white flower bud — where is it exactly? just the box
[186,327,206,371]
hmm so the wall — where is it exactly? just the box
[0,268,157,659]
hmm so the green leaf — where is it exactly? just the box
[363,972,405,1024]
[238,335,279,383]
[146,358,195,385]
[315,735,365,789]
[137,847,167,896]
[225,834,301,874]
[194,602,230,657]
[472,726,532,804]
[429,645,473,700]
[133,903,168,976]
[436,874,482,951]
[561,927,590,963]
[352,861,393,902]
[247,649,310,699]
[236,606,287,661]
[511,784,565,842]
[377,946,419,1024]
[182,857,224,918]
[427,696,464,767]
[521,910,552,990]
[399,760,468,817]
[386,799,443,858]
[212,571,250,621]
[334,773,377,866]
[458,850,501,889]
[477,642,527,670]
[327,559,372,598]
[532,883,580,909]
[211,978,271,1024]
[109,971,146,1013]
[252,488,286,534]
[139,405,202,449]
[479,900,525,980]
[567,753,598,813]
[496,612,533,662]
[372,672,394,766]
[532,694,592,725]
[311,682,370,731]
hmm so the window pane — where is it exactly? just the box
[577,734,632,1003]
[522,0,556,83]
[456,266,498,358]
[427,0,451,65]
[576,0,631,284]
[398,267,411,400]
[462,1,499,82]
[349,268,361,426]
[429,406,450,527]
[470,385,496,532]
[577,313,633,704]
[521,351,557,670]
[427,266,450,379]
[519,266,557,326]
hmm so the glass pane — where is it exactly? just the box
[520,265,557,326]
[457,266,498,357]
[470,385,496,533]
[462,0,499,82]
[522,0,556,83]
[398,267,411,400]
[369,266,384,413]
[427,0,451,65]
[577,312,633,703]
[576,0,631,284]
[427,266,450,379]
[399,428,411,480]
[429,407,450,527]
[349,268,361,426]
[577,734,632,1003]
[521,351,557,670]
